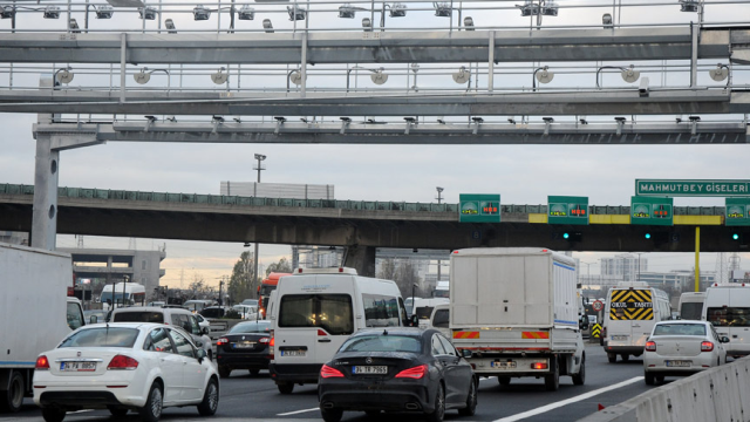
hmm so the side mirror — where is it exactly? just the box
[202,326,210,336]
[89,315,99,324]
[410,315,419,327]
[721,336,730,343]
[194,339,204,348]
[196,347,207,362]
[460,349,472,359]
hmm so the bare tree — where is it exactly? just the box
[266,257,293,276]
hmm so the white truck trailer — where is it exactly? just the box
[449,247,586,391]
[0,243,85,412]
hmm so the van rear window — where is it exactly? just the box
[279,294,353,335]
[707,307,750,327]
[113,312,165,323]
[679,303,703,321]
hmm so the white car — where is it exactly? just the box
[33,322,219,422]
[643,320,729,385]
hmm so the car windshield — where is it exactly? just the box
[339,334,421,353]
[113,311,164,323]
[60,327,139,348]
[653,323,706,336]
[229,321,271,334]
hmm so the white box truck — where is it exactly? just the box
[449,247,586,391]
[0,243,85,412]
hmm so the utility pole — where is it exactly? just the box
[436,186,444,204]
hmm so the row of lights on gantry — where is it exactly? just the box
[1,0,704,30]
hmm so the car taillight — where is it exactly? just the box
[320,364,344,378]
[259,337,270,344]
[645,341,657,352]
[217,338,228,346]
[108,355,139,370]
[395,364,427,379]
[701,341,714,352]
[35,355,50,370]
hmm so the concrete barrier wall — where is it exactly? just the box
[578,356,750,422]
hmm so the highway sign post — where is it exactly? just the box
[459,194,501,223]
[635,179,750,197]
[548,196,589,225]
[631,196,673,226]
[726,198,750,227]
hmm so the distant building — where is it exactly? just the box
[600,254,647,281]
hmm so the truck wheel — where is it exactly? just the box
[277,382,294,394]
[498,376,511,386]
[572,355,585,385]
[607,353,617,363]
[620,354,629,362]
[218,365,231,378]
[41,408,66,422]
[1,371,24,412]
[544,358,560,391]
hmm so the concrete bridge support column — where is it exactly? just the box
[343,245,376,277]
[30,135,59,251]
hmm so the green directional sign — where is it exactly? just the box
[548,196,589,225]
[631,196,673,226]
[636,179,750,197]
[726,198,750,226]
[459,194,501,223]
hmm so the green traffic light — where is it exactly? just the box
[645,233,651,239]
[733,233,740,241]
[563,233,570,239]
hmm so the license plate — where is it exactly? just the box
[61,361,97,372]
[611,335,628,341]
[280,349,305,357]
[491,361,517,369]
[353,365,388,375]
[234,342,255,349]
[666,360,691,368]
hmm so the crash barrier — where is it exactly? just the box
[578,356,750,422]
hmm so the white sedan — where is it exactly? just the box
[33,322,219,422]
[643,320,729,385]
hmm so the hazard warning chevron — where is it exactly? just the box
[609,289,654,320]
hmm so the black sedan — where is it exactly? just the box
[318,327,477,422]
[216,320,272,378]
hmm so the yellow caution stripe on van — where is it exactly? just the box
[521,331,550,339]
[453,331,480,339]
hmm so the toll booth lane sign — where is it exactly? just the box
[631,196,673,226]
[548,196,589,225]
[636,179,750,197]
[459,194,501,223]
[726,198,750,226]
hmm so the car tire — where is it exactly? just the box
[458,378,478,416]
[218,365,231,378]
[545,358,560,392]
[1,371,24,413]
[197,378,219,416]
[108,406,129,417]
[572,355,586,386]
[644,372,655,385]
[277,382,294,394]
[655,375,665,384]
[207,350,213,361]
[139,383,163,422]
[498,376,511,386]
[249,369,260,377]
[607,353,617,363]
[365,410,381,417]
[425,383,445,422]
[41,408,66,422]
[320,407,343,422]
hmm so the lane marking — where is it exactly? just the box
[277,407,319,416]
[493,376,643,422]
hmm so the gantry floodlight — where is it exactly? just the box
[273,116,286,123]
[472,117,484,123]
[139,6,156,20]
[166,116,177,122]
[340,117,352,123]
[1,5,14,18]
[507,118,516,124]
[621,65,640,83]
[134,68,151,84]
[434,2,451,17]
[602,13,613,28]
[262,18,273,32]
[534,66,554,84]
[518,0,539,16]
[95,5,113,18]
[164,18,176,33]
[579,118,588,125]
[54,67,74,84]
[145,115,157,122]
[542,0,558,16]
[389,3,406,17]
[709,63,729,82]
[212,116,225,123]
[287,5,306,20]
[338,3,356,18]
[238,5,254,20]
[68,18,80,32]
[361,17,372,31]
[289,70,303,85]
[371,68,388,85]
[43,6,60,19]
[452,66,470,84]
[254,153,267,160]
[689,116,701,122]
[463,16,474,30]
[679,0,699,12]
[542,117,554,123]
[193,5,211,20]
[211,67,228,84]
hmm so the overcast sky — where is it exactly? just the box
[1,0,749,287]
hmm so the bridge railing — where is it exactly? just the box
[0,183,727,216]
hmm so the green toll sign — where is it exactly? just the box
[548,196,589,225]
[459,194,501,223]
[631,196,673,226]
[726,198,750,226]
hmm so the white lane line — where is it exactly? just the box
[277,407,319,416]
[493,376,643,422]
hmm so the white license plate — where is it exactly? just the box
[611,335,628,341]
[666,360,691,368]
[280,349,305,357]
[353,365,388,375]
[491,361,517,369]
[61,361,97,372]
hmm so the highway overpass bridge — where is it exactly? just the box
[0,184,743,276]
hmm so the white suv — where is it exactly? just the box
[110,306,214,360]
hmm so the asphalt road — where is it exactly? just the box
[2,343,655,422]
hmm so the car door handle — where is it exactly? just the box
[318,338,331,343]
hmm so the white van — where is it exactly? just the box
[412,297,450,328]
[702,283,750,357]
[268,267,408,394]
[428,303,450,338]
[602,282,671,363]
[678,291,706,321]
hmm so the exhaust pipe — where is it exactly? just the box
[405,403,420,410]
[322,402,335,409]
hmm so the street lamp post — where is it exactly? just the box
[436,187,444,204]
[252,154,266,291]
